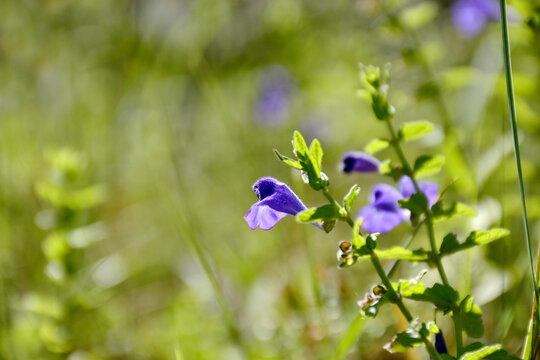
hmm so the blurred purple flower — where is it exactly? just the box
[357,176,439,234]
[244,177,307,230]
[398,176,439,207]
[255,66,293,127]
[340,152,381,173]
[434,330,448,355]
[450,0,499,37]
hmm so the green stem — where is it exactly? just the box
[322,187,355,227]
[385,119,460,352]
[370,251,443,360]
[498,0,539,311]
[324,181,442,359]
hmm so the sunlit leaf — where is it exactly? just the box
[414,155,445,178]
[398,120,434,142]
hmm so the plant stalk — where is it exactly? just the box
[498,0,539,310]
[385,119,461,353]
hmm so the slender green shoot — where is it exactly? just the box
[498,0,539,317]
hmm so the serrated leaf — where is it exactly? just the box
[438,229,510,257]
[414,155,445,178]
[297,204,341,223]
[384,322,439,353]
[273,149,302,169]
[399,120,434,142]
[309,139,323,177]
[459,344,501,360]
[397,281,459,312]
[343,184,360,212]
[365,138,390,154]
[439,233,459,255]
[398,193,427,215]
[432,201,477,222]
[461,296,483,338]
[464,229,510,247]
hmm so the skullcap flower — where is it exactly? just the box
[340,152,381,173]
[434,330,448,355]
[244,177,307,230]
[357,176,439,234]
[255,66,292,127]
[357,183,408,234]
[450,0,499,37]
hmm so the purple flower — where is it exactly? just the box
[357,176,439,234]
[358,183,408,234]
[244,177,307,230]
[340,152,381,173]
[398,176,439,208]
[255,66,293,127]
[450,0,499,37]
[434,330,448,355]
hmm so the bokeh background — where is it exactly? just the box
[1,0,540,359]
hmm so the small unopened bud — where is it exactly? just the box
[338,240,353,254]
[372,285,386,296]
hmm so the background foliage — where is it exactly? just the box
[1,0,540,358]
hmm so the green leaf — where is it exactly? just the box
[343,184,360,212]
[365,138,390,154]
[309,139,323,177]
[293,130,309,157]
[464,229,510,247]
[439,233,460,255]
[273,149,302,169]
[414,155,445,178]
[384,321,439,353]
[461,296,484,338]
[459,344,501,360]
[398,193,427,215]
[432,201,477,222]
[331,313,365,360]
[356,247,430,262]
[438,229,510,257]
[397,281,459,312]
[400,2,438,30]
[296,204,341,223]
[292,131,327,190]
[398,120,434,142]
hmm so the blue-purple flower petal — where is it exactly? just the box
[398,176,439,208]
[341,152,381,173]
[255,66,292,127]
[358,204,406,234]
[358,183,408,234]
[244,177,307,230]
[450,0,499,37]
[434,330,448,354]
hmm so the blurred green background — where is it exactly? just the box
[1,0,540,359]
